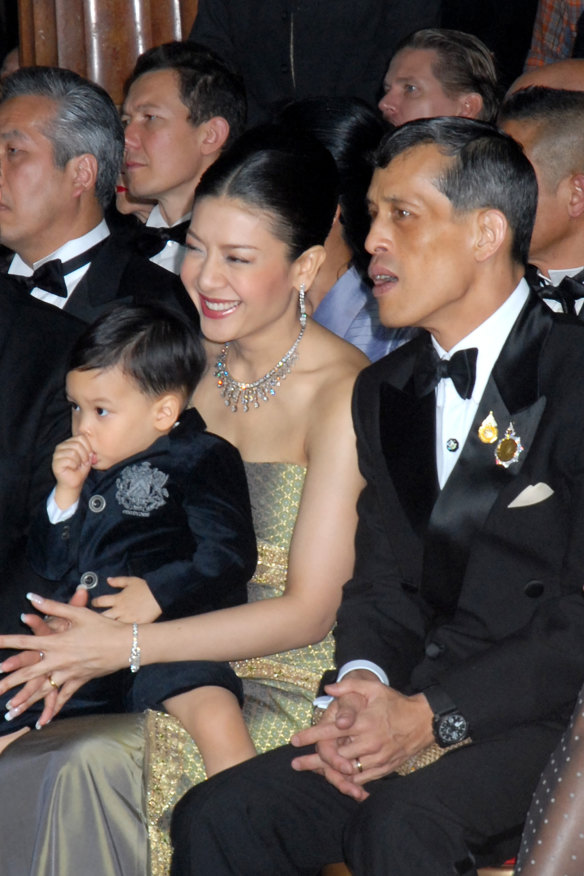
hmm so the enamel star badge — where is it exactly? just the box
[495,422,523,468]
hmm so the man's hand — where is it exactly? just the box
[92,576,162,623]
[291,677,434,797]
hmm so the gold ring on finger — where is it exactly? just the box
[48,675,59,691]
[354,757,363,773]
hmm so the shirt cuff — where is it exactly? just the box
[47,488,78,523]
[313,660,390,708]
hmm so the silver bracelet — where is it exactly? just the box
[129,623,141,673]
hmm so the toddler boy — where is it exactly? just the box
[2,303,257,773]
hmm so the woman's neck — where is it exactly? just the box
[224,317,305,384]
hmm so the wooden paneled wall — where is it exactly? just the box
[18,0,199,104]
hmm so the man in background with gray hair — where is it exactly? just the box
[0,66,194,323]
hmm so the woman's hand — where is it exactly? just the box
[0,593,132,720]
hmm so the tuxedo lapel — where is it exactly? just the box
[379,335,439,538]
[422,294,552,612]
[65,238,133,322]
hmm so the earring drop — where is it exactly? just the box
[299,283,307,328]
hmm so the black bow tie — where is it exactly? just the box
[526,263,584,316]
[415,344,478,400]
[135,220,190,258]
[11,240,107,298]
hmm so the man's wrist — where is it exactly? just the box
[337,660,389,686]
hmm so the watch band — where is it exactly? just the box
[423,683,457,717]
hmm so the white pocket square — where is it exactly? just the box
[507,482,554,509]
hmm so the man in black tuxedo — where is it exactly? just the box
[170,119,584,875]
[500,86,584,318]
[0,66,194,324]
[0,292,82,627]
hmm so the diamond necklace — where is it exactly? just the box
[215,325,305,413]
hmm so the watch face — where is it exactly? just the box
[437,713,468,745]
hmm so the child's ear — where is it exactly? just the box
[153,394,182,432]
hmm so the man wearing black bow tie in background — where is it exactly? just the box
[500,86,584,317]
[120,42,246,274]
[0,66,194,324]
[171,119,584,876]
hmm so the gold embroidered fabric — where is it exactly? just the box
[146,462,336,875]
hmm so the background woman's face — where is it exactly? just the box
[181,196,298,343]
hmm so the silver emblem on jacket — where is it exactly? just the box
[115,461,169,516]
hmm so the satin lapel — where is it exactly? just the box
[65,238,132,322]
[379,337,439,537]
[422,293,552,612]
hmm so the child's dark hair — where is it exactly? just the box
[69,303,205,403]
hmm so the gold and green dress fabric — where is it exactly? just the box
[146,462,336,875]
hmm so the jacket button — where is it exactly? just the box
[61,525,70,540]
[89,494,106,513]
[425,641,444,658]
[524,580,544,598]
[79,571,98,590]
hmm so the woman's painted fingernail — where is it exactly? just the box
[26,593,43,606]
[5,705,21,721]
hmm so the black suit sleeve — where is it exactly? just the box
[334,369,433,689]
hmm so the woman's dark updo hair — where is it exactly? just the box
[278,97,388,279]
[194,124,339,261]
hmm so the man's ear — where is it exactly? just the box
[567,173,584,218]
[291,244,327,291]
[69,153,98,198]
[153,393,182,432]
[200,117,230,156]
[458,92,484,121]
[473,208,508,262]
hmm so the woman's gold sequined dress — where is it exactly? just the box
[147,462,336,874]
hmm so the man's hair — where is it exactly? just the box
[69,303,205,403]
[499,86,584,190]
[375,116,537,265]
[126,41,246,146]
[395,29,500,124]
[1,66,123,208]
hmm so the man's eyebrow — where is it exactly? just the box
[0,128,29,141]
[122,101,163,114]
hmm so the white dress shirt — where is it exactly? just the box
[8,220,110,310]
[146,205,189,275]
[542,266,584,316]
[316,280,531,705]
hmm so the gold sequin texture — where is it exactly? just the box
[146,463,335,875]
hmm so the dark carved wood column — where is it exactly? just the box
[17,0,198,104]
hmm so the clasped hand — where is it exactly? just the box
[290,676,434,801]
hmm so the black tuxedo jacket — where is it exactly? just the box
[335,293,584,740]
[62,234,197,325]
[0,233,198,326]
[0,290,84,628]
